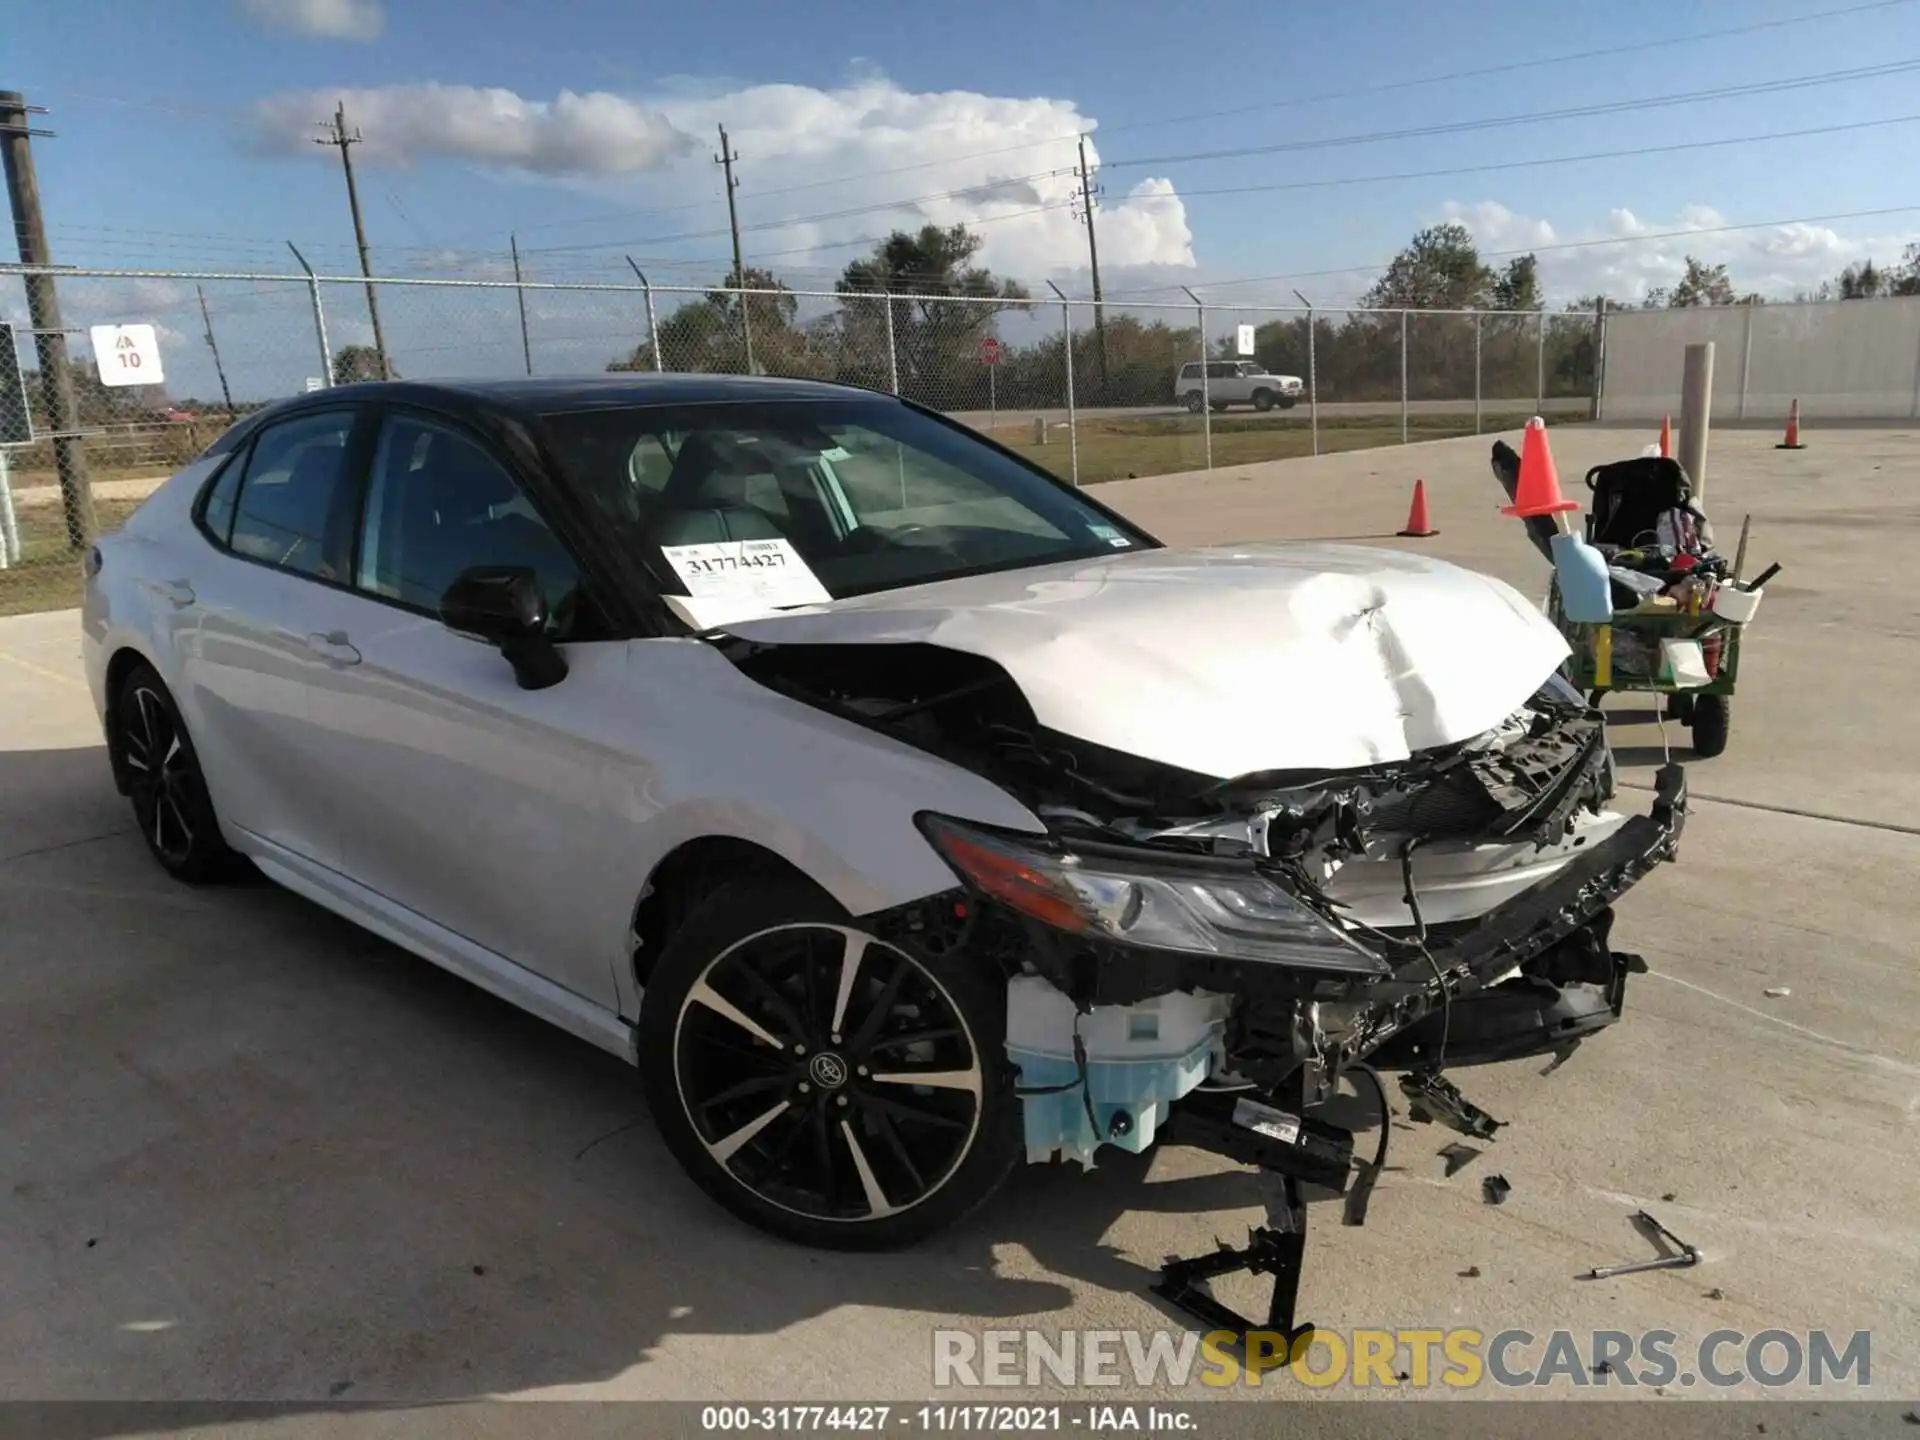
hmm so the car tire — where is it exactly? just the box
[1252,389,1276,412]
[638,876,1022,1251]
[113,661,242,884]
[1183,391,1204,414]
[1689,694,1731,757]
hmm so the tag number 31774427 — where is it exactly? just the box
[687,551,784,576]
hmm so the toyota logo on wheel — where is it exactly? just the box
[808,1053,850,1089]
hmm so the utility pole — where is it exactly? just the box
[0,90,94,547]
[714,125,756,374]
[1076,134,1109,403]
[195,286,235,415]
[315,100,391,379]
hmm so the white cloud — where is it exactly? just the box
[1439,200,1556,251]
[1441,198,1920,303]
[251,84,694,175]
[247,75,1195,280]
[240,0,384,41]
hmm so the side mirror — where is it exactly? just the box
[438,565,568,691]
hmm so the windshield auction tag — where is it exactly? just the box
[659,537,831,609]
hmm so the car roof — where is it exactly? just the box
[270,373,890,421]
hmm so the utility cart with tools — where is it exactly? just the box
[1492,439,1775,759]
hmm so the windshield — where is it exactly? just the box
[537,396,1155,611]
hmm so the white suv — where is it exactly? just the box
[1176,360,1304,413]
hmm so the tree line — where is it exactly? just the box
[602,220,1611,410]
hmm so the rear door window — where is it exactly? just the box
[227,410,359,581]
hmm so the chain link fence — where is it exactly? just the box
[1,262,1599,614]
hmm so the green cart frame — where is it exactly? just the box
[1545,579,1744,757]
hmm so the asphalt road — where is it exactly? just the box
[1,424,1913,1426]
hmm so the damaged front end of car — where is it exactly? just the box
[711,556,1684,1336]
[721,638,1684,1160]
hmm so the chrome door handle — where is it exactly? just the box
[305,631,361,666]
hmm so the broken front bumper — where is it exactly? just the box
[896,762,1686,1143]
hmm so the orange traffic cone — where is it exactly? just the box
[1658,414,1672,458]
[1776,398,1807,450]
[1398,479,1438,537]
[1501,416,1580,519]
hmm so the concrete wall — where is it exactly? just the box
[1601,295,1920,421]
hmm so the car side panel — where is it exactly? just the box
[83,467,211,732]
[283,606,1040,1025]
[293,587,641,1011]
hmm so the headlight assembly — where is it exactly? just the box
[919,815,1389,975]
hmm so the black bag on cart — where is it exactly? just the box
[1583,455,1705,551]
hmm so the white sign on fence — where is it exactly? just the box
[1236,323,1256,357]
[304,377,325,392]
[90,324,165,387]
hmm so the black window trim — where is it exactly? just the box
[190,443,251,549]
[335,399,617,639]
[190,402,374,591]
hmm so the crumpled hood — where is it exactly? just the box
[723,543,1570,778]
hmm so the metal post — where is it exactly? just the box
[883,292,900,395]
[511,233,533,376]
[625,258,662,371]
[1535,309,1547,413]
[1399,308,1409,444]
[1591,297,1607,422]
[989,361,997,436]
[0,447,19,567]
[1911,307,1920,419]
[1182,286,1211,471]
[1047,281,1078,485]
[287,242,332,387]
[1473,312,1483,434]
[1293,289,1317,457]
[1737,298,1755,420]
[1679,342,1715,500]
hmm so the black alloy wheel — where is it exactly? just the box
[116,663,238,883]
[639,879,1019,1250]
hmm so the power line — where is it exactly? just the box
[520,169,1074,256]
[1112,203,1920,297]
[1094,0,1920,140]
[519,57,1914,269]
[1166,112,1920,203]
[458,0,1916,243]
[1105,58,1920,170]
[29,0,1917,264]
[511,0,1920,231]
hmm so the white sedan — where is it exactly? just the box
[82,375,1686,1252]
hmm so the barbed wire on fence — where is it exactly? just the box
[2,259,1609,613]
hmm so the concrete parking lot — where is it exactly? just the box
[2,421,1916,1414]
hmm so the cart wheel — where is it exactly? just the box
[1667,694,1697,723]
[1588,689,1608,708]
[1689,695,1731,757]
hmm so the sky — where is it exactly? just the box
[11,0,1920,394]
